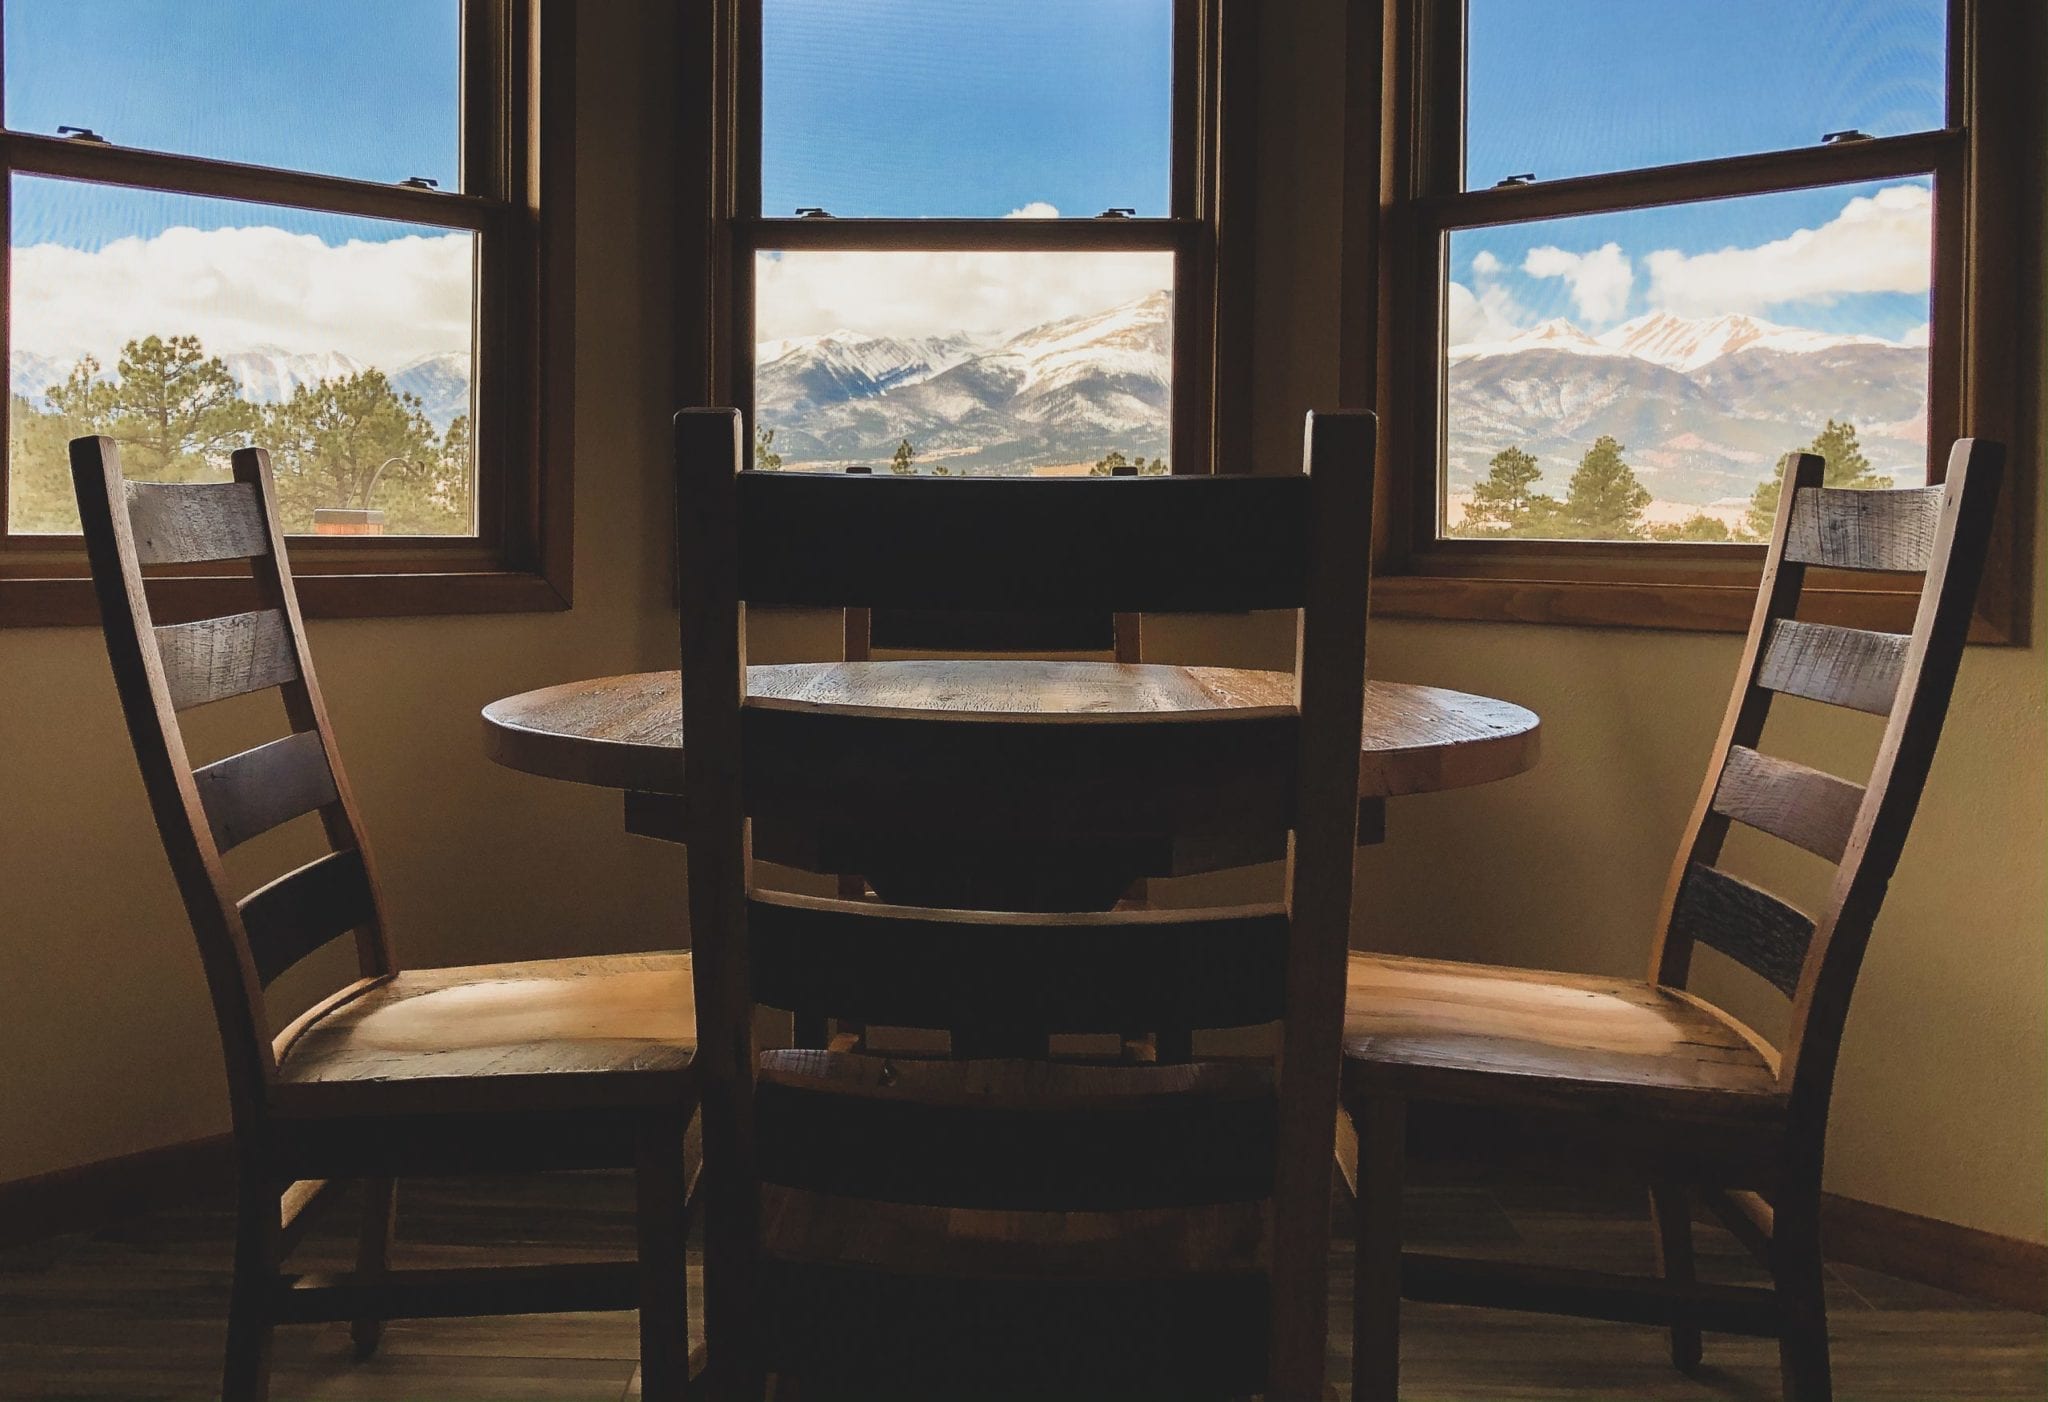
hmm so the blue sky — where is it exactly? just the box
[0,1,1945,348]
[5,0,458,248]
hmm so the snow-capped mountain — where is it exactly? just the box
[9,346,473,431]
[758,291,1171,469]
[388,352,473,430]
[1595,312,1894,373]
[757,331,984,414]
[220,346,368,403]
[1446,311,1929,505]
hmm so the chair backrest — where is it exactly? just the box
[1650,439,2003,1149]
[673,407,1376,1393]
[70,438,393,1135]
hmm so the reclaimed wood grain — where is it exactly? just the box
[1784,485,1945,573]
[1712,746,1866,864]
[193,730,339,854]
[125,480,271,565]
[1757,619,1908,716]
[1671,863,1815,998]
[154,609,299,711]
[481,665,1539,804]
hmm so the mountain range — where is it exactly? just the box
[1448,312,1928,505]
[10,347,473,432]
[755,291,1172,470]
[8,302,1926,502]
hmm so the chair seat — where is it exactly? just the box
[1342,953,1784,1123]
[272,952,697,1118]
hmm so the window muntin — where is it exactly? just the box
[1440,180,1932,544]
[1465,0,1947,191]
[8,178,477,537]
[3,0,462,188]
[754,249,1172,474]
[760,0,1172,219]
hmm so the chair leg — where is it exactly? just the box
[350,1176,397,1359]
[222,1173,280,1402]
[1774,1191,1833,1402]
[1649,1182,1703,1373]
[636,1116,693,1402]
[1350,1096,1405,1402]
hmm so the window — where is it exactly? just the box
[1348,0,2033,637]
[0,0,569,625]
[699,0,1249,481]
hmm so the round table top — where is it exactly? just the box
[482,661,1540,800]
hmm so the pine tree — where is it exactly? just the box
[1464,445,1544,532]
[1650,512,1734,542]
[264,369,453,533]
[754,425,782,471]
[1562,434,1650,539]
[6,395,83,534]
[1090,449,1129,477]
[46,334,258,481]
[1746,419,1890,537]
[889,437,917,475]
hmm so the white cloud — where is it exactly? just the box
[1470,249,1502,275]
[1522,241,1633,323]
[1896,320,1930,347]
[12,225,473,370]
[1005,202,1061,219]
[1644,183,1931,316]
[1445,277,1529,347]
[755,248,1172,341]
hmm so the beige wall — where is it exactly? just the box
[2,2,2042,1250]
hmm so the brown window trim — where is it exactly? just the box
[681,0,1256,481]
[0,0,574,629]
[1342,0,2038,642]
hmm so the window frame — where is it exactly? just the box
[685,0,1255,483]
[0,0,573,627]
[1343,0,2036,640]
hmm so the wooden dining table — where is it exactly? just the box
[482,660,1539,908]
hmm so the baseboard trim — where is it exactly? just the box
[0,1134,232,1251]
[1822,1192,2046,1314]
[3,1136,2042,1315]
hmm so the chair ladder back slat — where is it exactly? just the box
[68,437,279,1107]
[1670,863,1815,997]
[1757,619,1908,715]
[1783,438,2005,1091]
[748,891,1289,1033]
[227,446,394,979]
[1268,410,1377,1399]
[238,848,378,988]
[1648,451,1824,988]
[735,469,1316,613]
[153,609,301,711]
[755,1050,1276,1211]
[1783,483,1946,572]
[1710,746,1867,864]
[194,729,342,854]
[124,479,272,565]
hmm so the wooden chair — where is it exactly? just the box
[1340,440,2005,1402]
[674,408,1376,1399]
[69,439,701,1402]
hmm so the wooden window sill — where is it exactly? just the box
[1372,569,2024,644]
[0,561,570,628]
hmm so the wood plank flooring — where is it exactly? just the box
[0,1171,2038,1400]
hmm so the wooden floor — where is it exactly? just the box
[0,1171,2038,1400]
